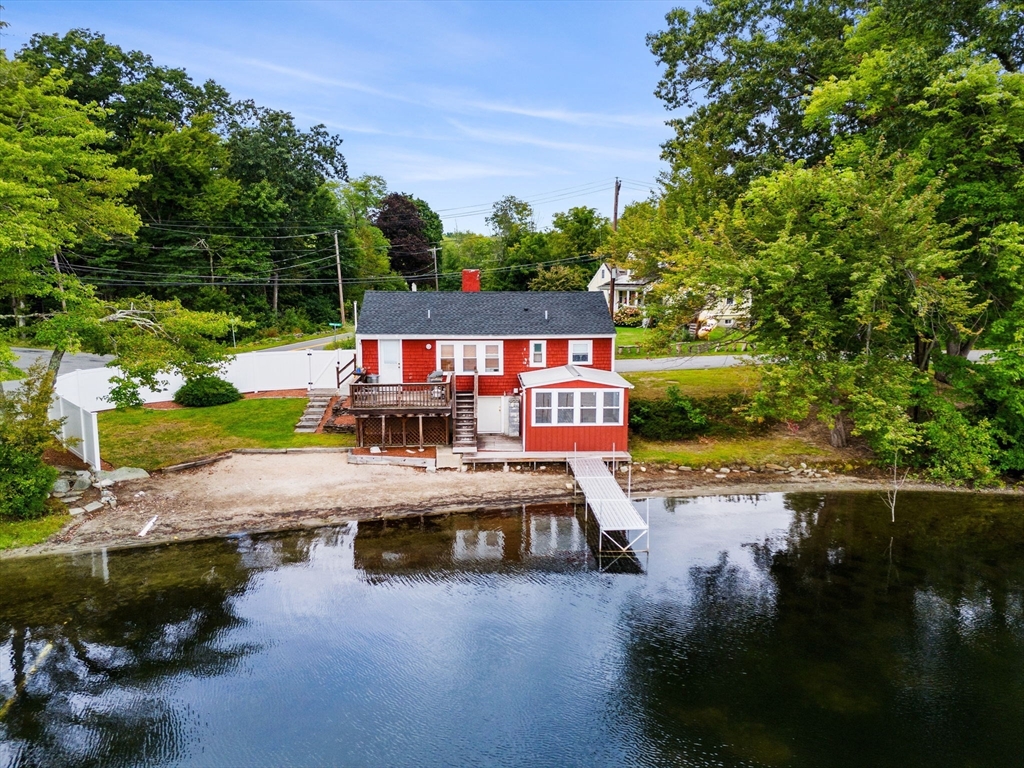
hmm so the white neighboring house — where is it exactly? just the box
[588,263,649,313]
[693,293,750,337]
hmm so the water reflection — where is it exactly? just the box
[0,493,1021,767]
[621,492,1024,767]
[354,503,592,579]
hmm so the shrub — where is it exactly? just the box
[324,336,356,351]
[614,306,644,327]
[0,440,57,521]
[629,386,710,440]
[922,397,999,486]
[173,376,243,408]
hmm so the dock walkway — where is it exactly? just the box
[568,457,649,555]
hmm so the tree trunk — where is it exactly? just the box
[830,412,848,448]
[272,270,279,315]
[47,348,65,377]
[913,334,935,372]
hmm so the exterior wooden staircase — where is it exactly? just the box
[453,387,477,453]
[294,389,337,433]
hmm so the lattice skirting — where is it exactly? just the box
[358,415,450,447]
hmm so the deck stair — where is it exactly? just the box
[294,388,337,433]
[453,391,477,453]
[568,457,649,555]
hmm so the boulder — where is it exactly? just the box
[94,467,150,484]
[52,478,71,494]
[72,476,92,492]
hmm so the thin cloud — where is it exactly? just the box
[449,121,651,161]
[466,99,667,129]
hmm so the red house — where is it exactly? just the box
[351,272,632,457]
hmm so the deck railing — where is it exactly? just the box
[350,377,453,410]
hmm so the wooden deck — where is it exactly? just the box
[349,378,453,413]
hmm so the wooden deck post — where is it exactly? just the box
[418,415,424,448]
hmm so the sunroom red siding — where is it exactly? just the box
[522,380,629,453]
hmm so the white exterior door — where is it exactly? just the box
[378,340,402,384]
[477,396,504,434]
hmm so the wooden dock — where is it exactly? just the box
[568,457,649,556]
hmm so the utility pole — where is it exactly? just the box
[333,230,346,325]
[608,178,622,317]
[429,246,440,291]
[612,177,621,232]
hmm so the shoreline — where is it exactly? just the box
[4,453,1021,561]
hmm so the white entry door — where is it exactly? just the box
[378,340,402,384]
[477,396,504,434]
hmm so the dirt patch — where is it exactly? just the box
[351,446,437,459]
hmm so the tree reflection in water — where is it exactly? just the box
[621,492,1024,768]
[0,534,313,768]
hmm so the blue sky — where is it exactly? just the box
[1,1,683,232]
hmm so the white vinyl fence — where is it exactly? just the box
[28,349,355,469]
[55,350,354,412]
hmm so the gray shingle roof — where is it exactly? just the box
[356,291,615,336]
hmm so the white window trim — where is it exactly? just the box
[568,339,593,366]
[531,388,623,427]
[528,339,547,368]
[437,340,503,375]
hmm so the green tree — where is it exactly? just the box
[0,52,142,361]
[690,152,978,449]
[529,265,589,292]
[439,232,496,290]
[486,195,534,263]
[648,0,860,193]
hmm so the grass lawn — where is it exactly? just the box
[631,435,830,467]
[616,326,752,358]
[0,513,71,552]
[624,366,760,400]
[99,398,354,470]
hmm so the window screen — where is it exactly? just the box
[602,391,620,423]
[534,392,552,424]
[580,391,597,423]
[557,392,575,424]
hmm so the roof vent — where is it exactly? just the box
[427,309,431,320]
[544,310,549,320]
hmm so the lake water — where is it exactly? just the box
[1,492,1022,767]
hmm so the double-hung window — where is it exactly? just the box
[569,340,592,365]
[438,341,503,375]
[528,340,546,367]
[533,389,623,426]
[557,392,575,424]
[602,391,620,423]
[534,392,552,424]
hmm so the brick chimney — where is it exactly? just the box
[461,269,481,292]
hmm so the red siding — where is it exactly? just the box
[522,382,629,453]
[361,339,378,373]
[358,335,614,389]
[402,340,435,382]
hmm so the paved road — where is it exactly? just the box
[615,354,753,372]
[251,333,351,353]
[13,343,993,377]
[615,348,991,372]
[11,347,114,375]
